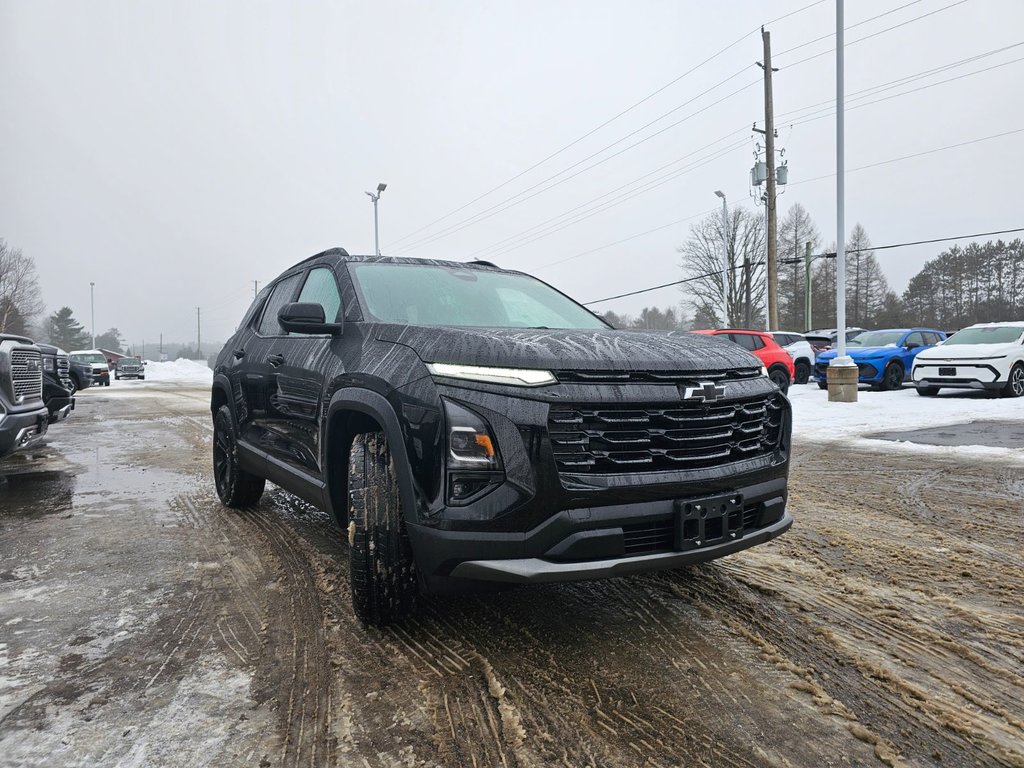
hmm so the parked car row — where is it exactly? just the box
[694,322,1024,398]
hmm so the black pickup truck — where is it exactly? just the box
[0,334,49,459]
[38,343,75,423]
[212,251,792,625]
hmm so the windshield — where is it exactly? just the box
[72,353,107,364]
[119,358,141,365]
[848,331,905,347]
[945,326,1023,345]
[348,262,608,330]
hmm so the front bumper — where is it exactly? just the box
[0,406,50,457]
[46,396,75,423]
[814,361,882,382]
[913,362,1004,390]
[407,475,790,583]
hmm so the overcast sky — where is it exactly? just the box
[2,0,1022,348]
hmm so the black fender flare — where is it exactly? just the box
[325,387,419,526]
[211,373,234,420]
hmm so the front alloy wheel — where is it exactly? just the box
[1003,363,1024,398]
[213,405,265,507]
[880,362,904,391]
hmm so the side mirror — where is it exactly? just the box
[278,302,342,335]
[904,342,920,350]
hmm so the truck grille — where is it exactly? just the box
[622,506,762,555]
[11,349,43,403]
[548,393,785,474]
[57,356,71,387]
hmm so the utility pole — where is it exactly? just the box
[760,27,779,331]
[159,333,163,355]
[254,280,259,299]
[197,307,201,357]
[804,241,813,330]
[365,182,387,256]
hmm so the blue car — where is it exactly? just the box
[815,328,947,391]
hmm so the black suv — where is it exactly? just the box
[38,343,75,423]
[212,250,792,625]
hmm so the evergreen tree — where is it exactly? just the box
[95,327,125,353]
[777,203,821,330]
[45,307,91,350]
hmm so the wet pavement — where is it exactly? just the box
[870,419,1024,448]
[1,383,1022,767]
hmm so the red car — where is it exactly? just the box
[691,329,794,393]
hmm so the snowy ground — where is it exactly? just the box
[140,358,213,385]
[788,383,1024,462]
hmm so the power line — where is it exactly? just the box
[774,0,927,57]
[584,263,765,306]
[384,0,827,250]
[584,227,1024,306]
[396,0,983,255]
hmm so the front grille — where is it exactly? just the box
[11,349,43,403]
[815,362,828,378]
[857,363,878,378]
[621,506,763,555]
[555,368,762,385]
[549,393,785,474]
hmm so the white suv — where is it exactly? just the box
[912,322,1024,397]
[769,332,815,385]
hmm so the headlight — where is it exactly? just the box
[427,362,556,387]
[443,399,501,469]
[44,358,56,372]
[760,366,768,377]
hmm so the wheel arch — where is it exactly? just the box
[211,374,232,419]
[324,388,419,529]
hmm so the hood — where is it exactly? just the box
[916,342,1019,360]
[818,346,896,361]
[375,325,759,373]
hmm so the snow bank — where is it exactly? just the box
[788,385,1024,461]
[141,358,213,385]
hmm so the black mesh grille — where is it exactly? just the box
[549,394,785,474]
[621,506,765,555]
[554,368,762,385]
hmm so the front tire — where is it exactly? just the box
[879,362,904,391]
[794,360,811,385]
[768,367,790,394]
[213,405,265,508]
[1002,363,1024,398]
[817,380,828,390]
[67,376,79,396]
[348,432,418,626]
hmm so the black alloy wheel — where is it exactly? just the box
[212,405,265,507]
[794,360,811,385]
[768,367,790,394]
[880,362,904,391]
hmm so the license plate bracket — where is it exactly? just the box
[674,493,744,551]
[939,367,956,376]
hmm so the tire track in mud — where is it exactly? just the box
[697,443,1024,768]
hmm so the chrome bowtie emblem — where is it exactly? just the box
[681,381,725,402]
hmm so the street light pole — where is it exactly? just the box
[90,281,95,348]
[714,191,729,327]
[365,182,387,256]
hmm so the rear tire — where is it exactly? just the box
[212,405,265,508]
[916,385,940,397]
[348,433,418,626]
[879,361,904,391]
[768,367,790,395]
[1002,363,1024,398]
[794,360,811,385]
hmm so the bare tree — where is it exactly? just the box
[678,208,766,329]
[777,203,821,330]
[0,240,44,335]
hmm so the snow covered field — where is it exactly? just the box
[139,358,214,385]
[788,384,1024,461]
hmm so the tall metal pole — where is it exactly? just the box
[715,191,729,327]
[835,1,847,361]
[373,196,380,256]
[762,27,779,331]
[90,281,95,348]
[197,307,201,358]
[804,241,813,331]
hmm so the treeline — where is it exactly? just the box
[679,203,1024,332]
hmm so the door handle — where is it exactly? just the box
[233,349,246,359]
[268,354,285,368]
